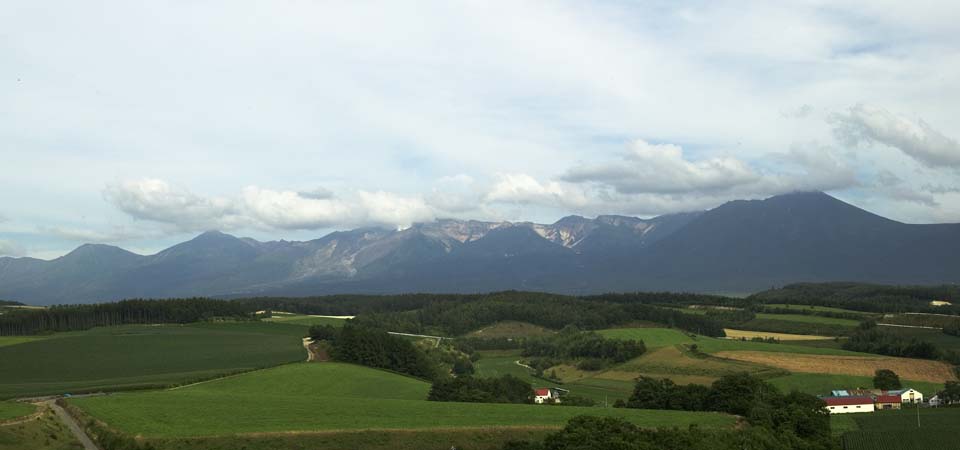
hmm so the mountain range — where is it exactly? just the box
[2,191,958,304]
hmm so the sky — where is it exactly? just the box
[2,0,959,259]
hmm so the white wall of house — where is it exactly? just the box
[899,389,923,404]
[827,403,875,414]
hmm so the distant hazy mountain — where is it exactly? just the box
[2,192,958,304]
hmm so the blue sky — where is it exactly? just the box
[2,0,959,258]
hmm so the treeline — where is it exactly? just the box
[308,324,437,379]
[0,300,24,306]
[522,327,645,364]
[760,306,867,321]
[428,375,532,403]
[750,282,960,315]
[619,373,833,448]
[0,298,254,336]
[843,322,960,366]
[501,415,837,450]
[351,291,726,337]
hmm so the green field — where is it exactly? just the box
[597,328,694,348]
[0,336,48,348]
[764,304,871,315]
[0,401,35,421]
[841,408,960,450]
[70,362,735,438]
[879,325,960,351]
[754,313,860,327]
[263,314,348,327]
[767,373,944,397]
[694,336,867,356]
[0,322,308,399]
[466,321,554,338]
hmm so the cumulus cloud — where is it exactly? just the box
[0,240,25,257]
[562,140,761,195]
[830,104,960,168]
[104,179,437,232]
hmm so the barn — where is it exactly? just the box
[823,396,875,414]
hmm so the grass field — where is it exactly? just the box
[466,321,554,339]
[753,313,860,327]
[714,351,956,383]
[723,329,834,341]
[0,410,82,450]
[694,336,866,356]
[841,408,960,450]
[0,322,308,399]
[0,402,35,421]
[764,304,871,315]
[0,337,48,348]
[879,325,960,351]
[767,373,944,397]
[263,314,348,327]
[617,346,786,381]
[70,362,736,438]
[596,328,694,348]
[880,313,960,329]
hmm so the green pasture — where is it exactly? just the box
[0,336,48,349]
[878,325,960,351]
[70,362,735,438]
[0,410,82,450]
[597,328,694,348]
[841,408,960,450]
[0,401,35,421]
[753,313,860,327]
[694,336,867,356]
[764,304,870,315]
[0,322,307,399]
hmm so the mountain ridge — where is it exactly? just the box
[2,191,958,304]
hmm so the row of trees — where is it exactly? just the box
[522,327,646,363]
[622,372,833,447]
[749,282,960,315]
[842,323,946,361]
[0,298,254,335]
[428,375,533,403]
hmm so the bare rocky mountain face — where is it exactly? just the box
[2,192,958,304]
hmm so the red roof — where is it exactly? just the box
[824,396,873,406]
[876,395,901,403]
[535,388,550,397]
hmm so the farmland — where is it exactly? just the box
[764,304,872,315]
[0,322,307,399]
[713,351,957,383]
[766,373,944,397]
[262,313,348,327]
[723,328,834,341]
[596,327,694,348]
[466,321,554,338]
[69,362,736,438]
[841,408,960,450]
[0,410,82,450]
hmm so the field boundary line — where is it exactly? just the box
[166,425,565,439]
[877,323,941,330]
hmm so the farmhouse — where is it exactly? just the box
[533,387,568,404]
[874,394,901,410]
[823,396,875,414]
[888,388,923,404]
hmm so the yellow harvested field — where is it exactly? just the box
[723,329,834,341]
[714,351,958,383]
[595,370,718,386]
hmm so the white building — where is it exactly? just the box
[889,388,923,404]
[823,396,875,414]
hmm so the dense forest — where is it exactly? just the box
[522,327,645,364]
[308,324,438,379]
[750,282,960,315]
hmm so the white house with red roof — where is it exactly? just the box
[534,387,568,404]
[822,396,875,414]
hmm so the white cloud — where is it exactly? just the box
[38,226,153,243]
[830,104,960,168]
[0,240,25,257]
[562,140,762,195]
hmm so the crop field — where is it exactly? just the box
[723,329,834,341]
[841,408,960,450]
[0,336,48,348]
[466,321,554,338]
[713,351,957,383]
[617,346,786,380]
[694,336,866,356]
[70,362,736,438]
[0,402,34,421]
[597,328,694,348]
[0,410,82,450]
[880,313,960,329]
[766,373,944,397]
[0,322,307,399]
